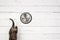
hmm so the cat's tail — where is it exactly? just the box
[9,18,15,27]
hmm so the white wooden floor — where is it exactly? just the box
[0,0,60,40]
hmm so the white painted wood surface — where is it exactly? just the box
[0,0,60,40]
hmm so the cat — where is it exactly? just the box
[9,18,18,40]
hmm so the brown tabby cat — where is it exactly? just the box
[9,18,18,40]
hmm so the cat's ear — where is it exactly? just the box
[15,26,17,29]
[15,26,18,33]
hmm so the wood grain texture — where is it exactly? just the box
[0,0,60,40]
